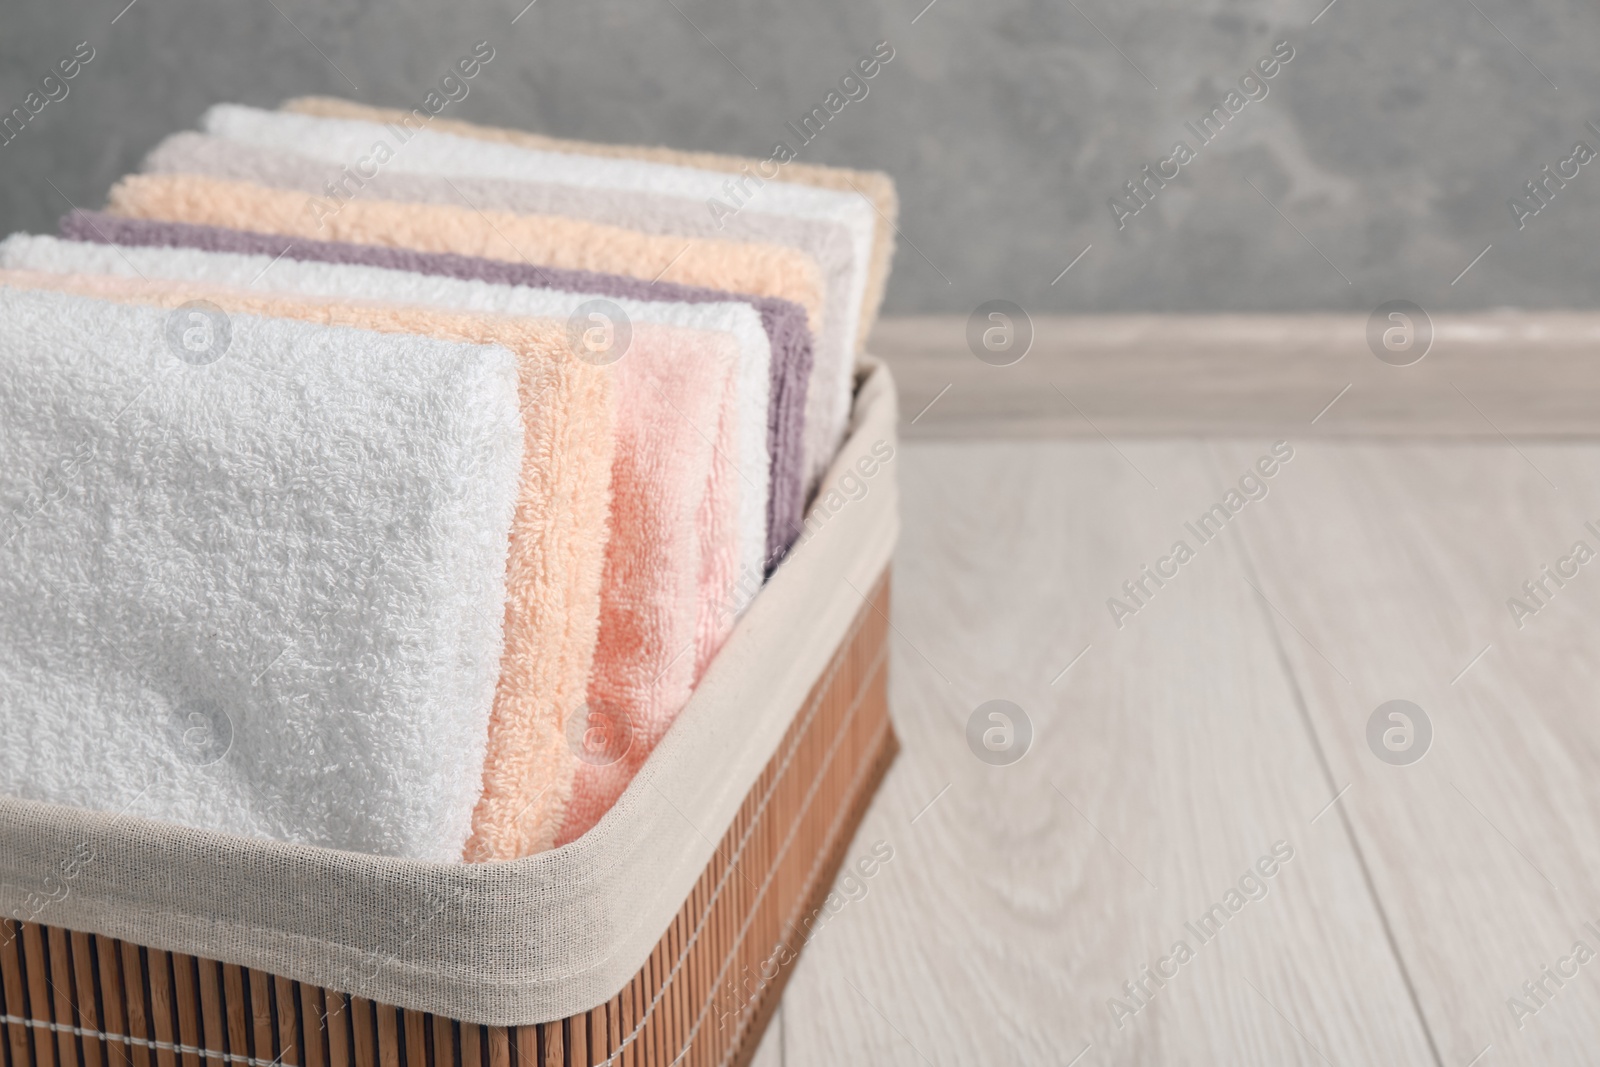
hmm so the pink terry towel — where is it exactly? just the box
[558,326,738,847]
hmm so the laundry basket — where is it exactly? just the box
[0,361,901,1067]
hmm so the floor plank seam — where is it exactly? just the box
[1211,445,1448,1067]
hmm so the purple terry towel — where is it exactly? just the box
[60,209,814,572]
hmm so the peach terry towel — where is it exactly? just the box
[568,318,739,844]
[0,268,614,861]
[105,172,824,330]
[284,95,899,353]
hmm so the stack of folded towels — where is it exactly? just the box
[0,99,896,862]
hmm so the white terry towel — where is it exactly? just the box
[0,234,769,603]
[200,103,870,495]
[0,284,524,861]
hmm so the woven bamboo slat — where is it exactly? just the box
[1,572,895,1067]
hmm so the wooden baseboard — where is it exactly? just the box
[871,313,1600,438]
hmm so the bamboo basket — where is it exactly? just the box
[0,572,894,1067]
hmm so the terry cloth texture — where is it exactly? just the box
[103,172,827,538]
[106,169,823,328]
[197,105,859,495]
[146,128,840,542]
[0,268,614,862]
[159,122,864,502]
[1,234,764,612]
[58,210,811,572]
[555,319,730,847]
[0,358,900,1027]
[283,95,899,355]
[3,266,737,858]
[0,284,524,863]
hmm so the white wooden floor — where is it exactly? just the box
[751,435,1600,1066]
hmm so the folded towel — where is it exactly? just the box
[283,95,898,355]
[2,234,763,610]
[697,360,741,681]
[0,284,523,862]
[59,210,811,571]
[146,128,851,517]
[0,267,613,860]
[106,171,824,329]
[558,328,722,847]
[169,114,858,495]
[3,267,737,858]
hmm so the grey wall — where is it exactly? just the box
[0,0,1594,314]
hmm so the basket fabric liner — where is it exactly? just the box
[0,360,899,1028]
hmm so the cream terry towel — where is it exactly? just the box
[0,234,764,613]
[198,104,860,494]
[0,268,613,861]
[0,284,523,862]
[283,95,898,354]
